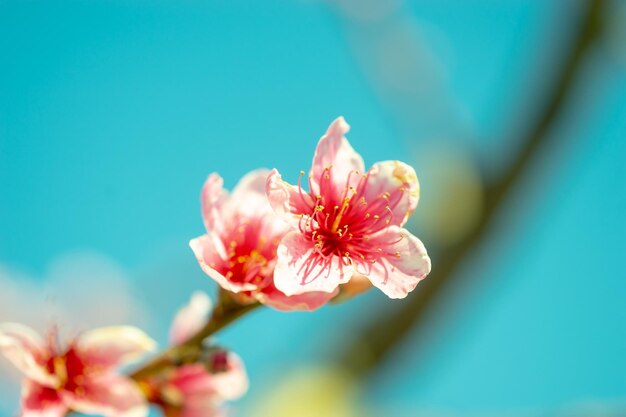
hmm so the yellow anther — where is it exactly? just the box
[53,357,67,384]
[300,170,305,175]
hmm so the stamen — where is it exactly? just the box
[297,171,314,210]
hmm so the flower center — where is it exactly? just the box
[296,167,406,264]
[46,347,88,394]
[213,219,277,286]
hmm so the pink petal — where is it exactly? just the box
[178,403,225,417]
[361,161,420,228]
[0,323,57,387]
[21,381,67,417]
[169,292,212,345]
[310,117,365,196]
[256,284,336,312]
[363,226,431,299]
[273,232,353,296]
[266,169,314,226]
[64,374,148,417]
[210,353,248,401]
[226,169,274,218]
[189,235,258,293]
[76,326,156,369]
[201,173,228,233]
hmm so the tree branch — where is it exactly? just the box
[130,291,260,382]
[335,0,605,377]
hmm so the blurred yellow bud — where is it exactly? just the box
[249,365,367,417]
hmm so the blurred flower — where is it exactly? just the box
[0,252,156,414]
[147,292,248,417]
[169,292,212,346]
[267,117,431,299]
[190,170,336,311]
[0,322,155,417]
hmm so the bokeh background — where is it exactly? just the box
[1,0,625,415]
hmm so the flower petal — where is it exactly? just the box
[65,375,148,417]
[226,169,274,217]
[169,354,247,400]
[360,161,420,228]
[274,232,353,296]
[169,292,212,345]
[76,326,156,369]
[0,323,57,387]
[22,381,66,417]
[256,284,336,312]
[210,353,248,401]
[266,169,314,226]
[189,235,258,293]
[363,226,431,299]
[310,117,365,196]
[201,173,228,233]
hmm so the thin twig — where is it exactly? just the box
[130,291,260,381]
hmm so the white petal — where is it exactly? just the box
[76,326,156,369]
[169,292,212,345]
[0,322,57,387]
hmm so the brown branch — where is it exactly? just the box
[130,291,260,382]
[335,0,605,376]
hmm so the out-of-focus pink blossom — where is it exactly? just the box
[267,117,431,299]
[156,353,247,417]
[169,292,213,346]
[0,322,156,417]
[190,170,337,311]
[149,292,248,417]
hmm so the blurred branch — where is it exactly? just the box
[336,0,605,376]
[130,291,259,381]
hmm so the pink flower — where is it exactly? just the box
[151,292,248,417]
[0,322,156,417]
[189,170,337,311]
[267,117,431,299]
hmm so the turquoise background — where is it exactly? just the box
[1,0,624,415]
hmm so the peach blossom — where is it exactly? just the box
[0,322,155,417]
[190,170,336,311]
[267,117,431,299]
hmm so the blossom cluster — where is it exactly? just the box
[0,117,431,417]
[191,117,431,309]
[0,292,246,417]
